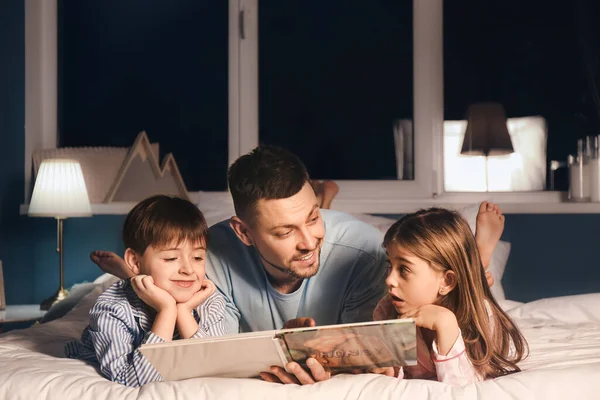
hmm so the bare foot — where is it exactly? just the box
[90,250,132,279]
[320,180,339,209]
[474,201,505,271]
[311,180,325,208]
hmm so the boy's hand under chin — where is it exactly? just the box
[177,279,217,313]
[175,279,217,339]
[131,275,177,312]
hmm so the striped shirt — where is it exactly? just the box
[65,279,226,387]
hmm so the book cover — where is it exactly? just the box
[139,319,416,381]
[140,330,287,380]
[277,319,417,373]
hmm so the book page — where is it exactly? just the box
[276,319,417,373]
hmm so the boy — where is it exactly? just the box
[65,195,226,387]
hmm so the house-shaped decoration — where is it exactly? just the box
[32,131,190,203]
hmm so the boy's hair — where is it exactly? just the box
[227,146,310,223]
[383,208,528,380]
[123,195,208,254]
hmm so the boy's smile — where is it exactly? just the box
[173,280,195,289]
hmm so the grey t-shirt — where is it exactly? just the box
[205,209,388,333]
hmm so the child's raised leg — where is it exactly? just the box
[474,201,505,274]
[90,250,133,279]
[320,180,339,210]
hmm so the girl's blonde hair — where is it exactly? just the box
[383,207,528,379]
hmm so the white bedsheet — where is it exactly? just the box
[1,294,599,400]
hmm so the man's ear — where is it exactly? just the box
[124,248,142,275]
[229,216,254,247]
[439,270,458,296]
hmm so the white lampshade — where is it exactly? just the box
[28,159,92,218]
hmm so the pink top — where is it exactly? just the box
[374,295,487,386]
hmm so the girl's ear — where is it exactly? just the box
[229,216,254,247]
[439,270,458,295]
[124,248,142,275]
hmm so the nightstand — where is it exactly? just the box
[0,305,47,333]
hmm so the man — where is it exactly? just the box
[92,146,388,383]
[92,146,501,385]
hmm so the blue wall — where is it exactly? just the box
[501,214,600,302]
[1,1,599,306]
[0,2,122,305]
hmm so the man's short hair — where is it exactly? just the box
[228,146,310,222]
[123,195,208,254]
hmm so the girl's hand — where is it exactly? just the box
[177,279,216,313]
[131,275,176,312]
[401,304,457,332]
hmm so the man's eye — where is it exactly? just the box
[309,216,319,223]
[163,258,177,262]
[275,231,292,238]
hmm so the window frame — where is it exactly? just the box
[233,0,565,213]
[24,0,586,215]
[232,0,442,206]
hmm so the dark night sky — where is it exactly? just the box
[59,0,600,191]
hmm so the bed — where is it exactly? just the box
[2,210,600,399]
[1,288,599,399]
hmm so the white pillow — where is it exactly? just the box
[349,213,395,235]
[457,203,510,301]
[41,274,120,323]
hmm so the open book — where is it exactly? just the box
[139,318,417,381]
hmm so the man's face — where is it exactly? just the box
[246,182,325,281]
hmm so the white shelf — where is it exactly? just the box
[18,190,600,215]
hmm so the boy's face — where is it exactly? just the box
[137,239,206,303]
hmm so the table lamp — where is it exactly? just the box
[460,103,514,191]
[28,159,92,310]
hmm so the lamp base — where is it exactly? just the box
[40,288,69,311]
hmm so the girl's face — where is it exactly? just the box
[385,244,445,315]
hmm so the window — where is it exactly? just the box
[236,0,443,206]
[443,1,595,193]
[58,0,229,191]
[258,0,413,181]
[33,1,591,213]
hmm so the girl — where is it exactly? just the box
[373,207,528,386]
